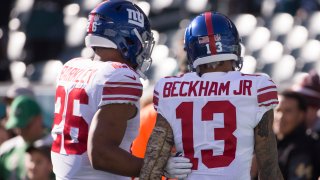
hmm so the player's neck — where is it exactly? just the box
[93,47,127,64]
[198,61,233,76]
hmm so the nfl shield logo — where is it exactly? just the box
[214,34,221,41]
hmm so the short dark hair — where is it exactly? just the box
[281,90,308,112]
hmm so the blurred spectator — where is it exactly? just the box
[23,0,69,65]
[0,96,52,180]
[3,84,54,132]
[25,144,54,180]
[0,0,15,81]
[274,91,319,179]
[290,70,320,134]
[170,28,189,74]
[0,84,35,143]
[1,84,34,127]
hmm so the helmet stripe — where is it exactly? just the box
[87,14,95,33]
[204,12,217,55]
[88,1,110,33]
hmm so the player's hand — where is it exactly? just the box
[164,155,192,179]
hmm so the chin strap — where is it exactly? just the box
[235,57,243,71]
[136,69,147,80]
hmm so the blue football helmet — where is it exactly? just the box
[184,12,242,71]
[85,0,155,76]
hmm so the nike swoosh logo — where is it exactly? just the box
[124,75,137,80]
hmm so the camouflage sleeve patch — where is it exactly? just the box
[139,114,174,180]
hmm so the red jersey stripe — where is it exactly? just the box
[102,97,138,102]
[257,85,277,93]
[259,101,279,107]
[111,62,128,69]
[258,91,278,103]
[105,82,142,87]
[204,12,217,54]
[153,96,159,106]
[103,87,142,97]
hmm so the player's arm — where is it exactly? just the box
[254,109,284,180]
[87,103,143,177]
[139,113,174,179]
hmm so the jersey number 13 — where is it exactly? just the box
[176,101,237,170]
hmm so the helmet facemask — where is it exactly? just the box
[134,29,155,79]
[232,42,243,71]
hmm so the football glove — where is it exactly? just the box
[164,155,192,179]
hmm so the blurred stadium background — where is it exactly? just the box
[0,0,320,125]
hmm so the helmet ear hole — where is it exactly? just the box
[125,37,134,45]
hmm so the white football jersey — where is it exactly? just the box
[51,58,142,180]
[153,71,278,180]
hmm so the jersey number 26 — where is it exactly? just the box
[52,86,89,155]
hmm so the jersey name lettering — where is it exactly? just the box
[127,9,144,28]
[163,80,252,97]
[59,65,97,84]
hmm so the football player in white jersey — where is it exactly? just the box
[51,0,192,179]
[140,12,284,180]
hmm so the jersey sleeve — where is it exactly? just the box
[96,65,143,108]
[153,80,164,117]
[153,82,159,111]
[255,75,279,125]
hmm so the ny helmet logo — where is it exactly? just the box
[127,9,144,28]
